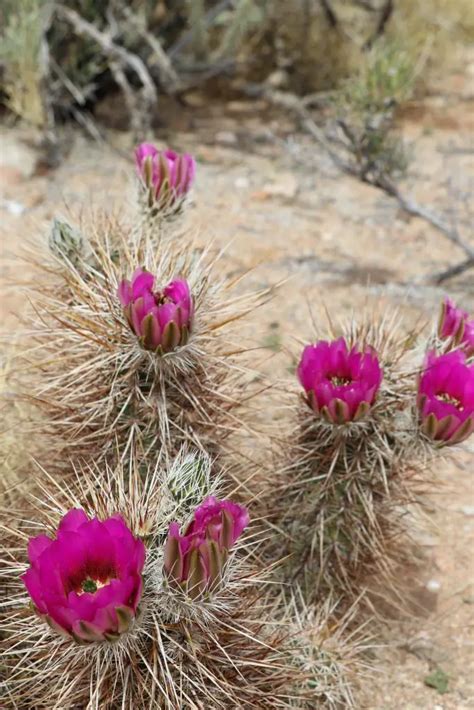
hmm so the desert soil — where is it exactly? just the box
[1,54,473,709]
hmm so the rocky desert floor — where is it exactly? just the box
[1,53,473,709]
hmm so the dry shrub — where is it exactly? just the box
[0,0,51,127]
[387,0,474,86]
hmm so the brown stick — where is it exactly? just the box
[118,3,181,91]
[320,0,339,28]
[55,5,158,113]
[241,83,474,281]
[429,257,474,284]
[364,0,394,49]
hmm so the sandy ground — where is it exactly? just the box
[1,57,473,709]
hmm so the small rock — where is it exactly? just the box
[0,132,37,179]
[261,173,298,199]
[266,69,289,89]
[405,632,447,663]
[250,190,271,202]
[461,505,474,517]
[226,100,264,114]
[234,176,249,189]
[0,165,24,191]
[1,199,26,216]
[215,131,238,146]
[426,579,441,593]
[183,91,207,108]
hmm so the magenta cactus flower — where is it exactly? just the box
[297,337,383,424]
[163,497,249,598]
[438,297,474,356]
[418,350,474,445]
[118,268,193,353]
[22,509,145,643]
[135,142,195,209]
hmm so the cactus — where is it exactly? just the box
[263,304,473,604]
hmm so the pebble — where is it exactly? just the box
[426,579,441,593]
[0,133,37,178]
[1,199,26,216]
[261,173,298,199]
[215,131,238,146]
[234,176,250,189]
[461,506,474,517]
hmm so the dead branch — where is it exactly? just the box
[38,6,60,167]
[109,59,144,138]
[55,4,157,128]
[374,177,474,259]
[319,0,339,28]
[117,3,181,92]
[364,0,393,49]
[169,0,233,59]
[240,83,350,171]
[351,0,377,11]
[429,257,474,284]
[241,82,474,282]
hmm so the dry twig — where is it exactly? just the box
[117,3,181,92]
[244,83,473,283]
[55,4,157,134]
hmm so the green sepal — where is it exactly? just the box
[180,324,189,346]
[161,321,180,352]
[333,398,349,424]
[143,156,154,188]
[186,548,206,600]
[208,541,227,591]
[353,400,370,422]
[434,414,455,440]
[75,620,105,643]
[115,605,134,634]
[448,415,474,445]
[221,510,234,549]
[44,613,72,639]
[163,533,183,581]
[421,412,438,439]
[320,405,334,424]
[142,313,159,350]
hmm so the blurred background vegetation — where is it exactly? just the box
[0,0,472,167]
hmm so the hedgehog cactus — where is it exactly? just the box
[6,139,472,709]
[438,297,474,356]
[164,497,249,598]
[135,142,196,221]
[13,207,267,474]
[22,509,145,643]
[418,349,474,445]
[266,303,474,602]
[118,269,193,353]
[297,338,383,424]
[0,451,299,708]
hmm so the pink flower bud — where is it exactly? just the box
[22,509,145,643]
[297,337,383,424]
[118,268,193,353]
[163,497,249,599]
[135,143,196,210]
[438,298,474,357]
[418,350,474,445]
